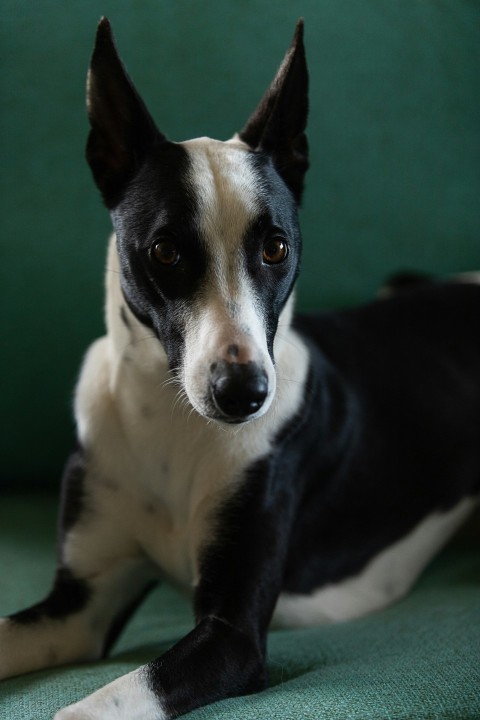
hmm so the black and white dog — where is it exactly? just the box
[1,18,479,720]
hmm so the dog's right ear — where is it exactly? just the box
[86,18,165,207]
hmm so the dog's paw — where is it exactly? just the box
[53,669,166,720]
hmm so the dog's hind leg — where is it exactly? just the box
[0,560,154,680]
[0,450,154,680]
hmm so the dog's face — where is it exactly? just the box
[86,19,309,424]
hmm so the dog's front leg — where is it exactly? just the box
[54,616,265,720]
[55,459,295,720]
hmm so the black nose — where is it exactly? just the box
[210,361,268,421]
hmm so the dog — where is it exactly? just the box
[1,17,479,720]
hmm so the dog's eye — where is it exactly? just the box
[152,240,180,266]
[262,237,289,265]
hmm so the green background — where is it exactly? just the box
[1,0,479,489]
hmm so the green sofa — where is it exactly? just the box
[1,1,479,718]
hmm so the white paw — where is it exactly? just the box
[53,669,166,720]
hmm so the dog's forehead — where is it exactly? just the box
[181,137,263,238]
[181,136,257,187]
[114,135,297,252]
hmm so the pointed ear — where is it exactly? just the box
[86,17,165,207]
[238,20,309,203]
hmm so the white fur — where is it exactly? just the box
[273,495,477,626]
[181,138,277,419]
[54,668,165,720]
[451,271,480,285]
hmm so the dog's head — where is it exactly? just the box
[86,18,309,424]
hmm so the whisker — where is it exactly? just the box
[274,331,305,354]
[125,334,158,351]
[275,374,304,386]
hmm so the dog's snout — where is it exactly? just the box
[210,361,268,422]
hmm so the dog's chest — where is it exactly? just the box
[129,442,228,587]
[101,448,212,587]
[89,372,272,589]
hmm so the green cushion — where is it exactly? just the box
[1,495,479,719]
[1,0,479,490]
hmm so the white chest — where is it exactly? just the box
[81,359,273,588]
[123,432,239,588]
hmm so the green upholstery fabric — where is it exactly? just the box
[1,0,479,489]
[0,495,479,719]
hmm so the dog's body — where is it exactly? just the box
[1,18,479,720]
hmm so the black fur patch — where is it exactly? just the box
[241,154,302,356]
[382,270,433,294]
[197,283,480,601]
[58,446,88,540]
[59,445,86,541]
[147,616,267,718]
[10,567,91,624]
[195,452,298,639]
[283,282,480,592]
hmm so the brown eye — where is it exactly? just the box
[262,237,288,265]
[152,239,180,266]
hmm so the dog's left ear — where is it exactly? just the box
[86,17,166,207]
[238,19,309,203]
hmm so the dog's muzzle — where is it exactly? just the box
[210,361,268,423]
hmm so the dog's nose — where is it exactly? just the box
[210,361,268,421]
